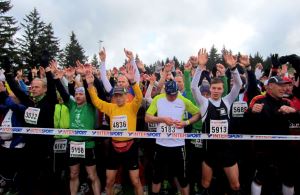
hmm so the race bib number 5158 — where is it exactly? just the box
[70,141,85,158]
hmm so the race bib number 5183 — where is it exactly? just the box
[158,123,176,133]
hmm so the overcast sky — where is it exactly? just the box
[9,0,300,68]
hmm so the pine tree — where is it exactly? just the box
[207,45,221,70]
[250,52,264,69]
[0,0,19,66]
[18,8,46,67]
[91,54,99,67]
[172,56,180,69]
[38,23,60,60]
[60,31,86,67]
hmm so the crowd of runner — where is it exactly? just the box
[0,48,300,195]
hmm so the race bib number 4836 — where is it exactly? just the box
[70,141,85,158]
[210,120,228,134]
[112,115,128,131]
[24,107,40,125]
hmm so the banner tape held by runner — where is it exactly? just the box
[1,127,300,140]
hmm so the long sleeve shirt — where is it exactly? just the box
[191,67,242,121]
[88,83,142,141]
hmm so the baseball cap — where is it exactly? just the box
[113,86,127,95]
[165,80,178,95]
[267,76,291,85]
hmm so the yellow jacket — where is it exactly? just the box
[88,83,142,141]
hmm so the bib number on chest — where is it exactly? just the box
[210,120,228,134]
[54,139,68,153]
[148,123,158,132]
[112,115,128,131]
[70,141,85,158]
[232,102,248,117]
[24,107,40,125]
[1,109,13,127]
[158,123,176,133]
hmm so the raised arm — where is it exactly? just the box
[99,47,113,93]
[223,52,242,105]
[45,60,58,105]
[124,63,142,112]
[191,50,209,115]
[86,73,112,115]
[124,48,140,83]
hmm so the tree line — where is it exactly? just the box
[0,0,275,73]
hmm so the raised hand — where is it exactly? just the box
[99,47,106,62]
[149,74,156,85]
[239,55,250,67]
[223,51,237,69]
[216,63,226,76]
[271,54,280,68]
[49,60,58,74]
[54,69,65,80]
[39,66,46,78]
[198,48,208,67]
[281,64,288,75]
[124,63,136,83]
[86,72,95,85]
[164,62,174,73]
[189,56,198,67]
[184,61,192,71]
[124,48,134,61]
[136,60,146,72]
[176,68,183,77]
[31,66,38,76]
[75,60,85,76]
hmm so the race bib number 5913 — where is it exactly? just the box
[210,120,228,134]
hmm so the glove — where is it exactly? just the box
[40,50,50,68]
[271,54,280,68]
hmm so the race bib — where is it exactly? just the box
[210,120,228,134]
[1,109,13,127]
[158,123,176,133]
[112,115,128,131]
[183,111,189,120]
[191,139,203,148]
[70,141,85,158]
[24,107,40,125]
[148,123,158,132]
[232,101,248,117]
[53,139,68,153]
